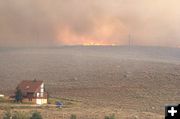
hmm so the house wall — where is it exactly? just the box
[23,98,47,105]
[40,83,44,92]
[35,83,44,98]
[22,98,36,104]
[36,98,47,105]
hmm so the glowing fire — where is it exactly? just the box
[56,18,128,46]
[82,42,115,46]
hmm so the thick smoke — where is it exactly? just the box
[0,0,180,47]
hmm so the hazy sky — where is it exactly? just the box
[0,0,180,47]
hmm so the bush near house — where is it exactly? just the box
[12,111,29,119]
[0,97,6,103]
[2,110,43,119]
[2,109,12,119]
[30,111,42,119]
[3,109,116,119]
[70,114,77,119]
[15,88,23,103]
[104,114,116,119]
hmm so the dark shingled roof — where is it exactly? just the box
[17,80,43,93]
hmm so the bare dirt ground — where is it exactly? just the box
[0,46,180,118]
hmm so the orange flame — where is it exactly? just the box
[56,18,128,46]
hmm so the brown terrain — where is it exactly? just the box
[0,46,180,119]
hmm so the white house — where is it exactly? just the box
[16,80,48,105]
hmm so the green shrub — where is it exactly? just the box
[30,111,42,119]
[3,109,12,119]
[0,97,6,103]
[104,114,115,119]
[15,88,23,103]
[70,114,77,119]
[2,110,42,119]
[12,111,29,119]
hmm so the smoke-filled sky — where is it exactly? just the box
[0,0,180,47]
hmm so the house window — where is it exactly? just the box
[40,93,43,97]
[37,93,39,97]
[41,88,44,93]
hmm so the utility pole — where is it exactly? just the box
[128,33,134,48]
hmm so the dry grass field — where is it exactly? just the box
[0,46,180,118]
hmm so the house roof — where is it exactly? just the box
[17,80,43,93]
